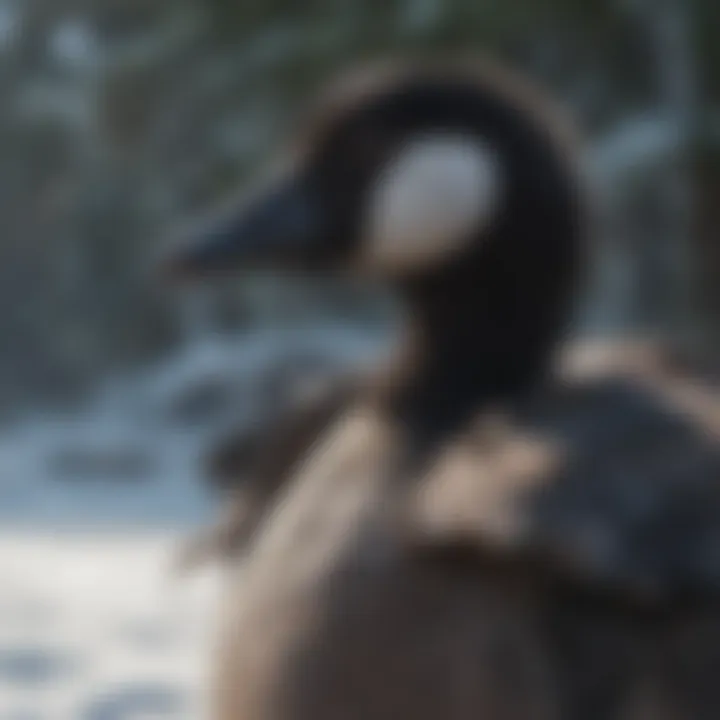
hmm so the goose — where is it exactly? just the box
[164,58,720,720]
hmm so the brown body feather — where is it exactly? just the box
[210,347,720,720]
[182,339,719,575]
[176,375,357,572]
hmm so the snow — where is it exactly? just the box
[0,408,218,717]
[0,531,220,719]
[0,415,215,531]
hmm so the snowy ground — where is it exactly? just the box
[0,531,220,720]
[0,407,218,719]
[0,414,220,719]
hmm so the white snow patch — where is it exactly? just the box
[0,531,220,718]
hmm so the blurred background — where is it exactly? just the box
[0,0,717,717]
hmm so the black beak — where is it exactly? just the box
[161,175,324,280]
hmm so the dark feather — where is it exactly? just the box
[408,344,720,605]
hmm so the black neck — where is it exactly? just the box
[382,232,578,453]
[366,88,584,453]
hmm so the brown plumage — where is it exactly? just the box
[176,375,357,571]
[163,58,720,720]
[181,338,719,579]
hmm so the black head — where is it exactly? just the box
[164,60,583,282]
[163,59,587,442]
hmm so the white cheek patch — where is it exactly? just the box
[363,134,502,271]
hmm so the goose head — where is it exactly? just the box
[164,59,586,441]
